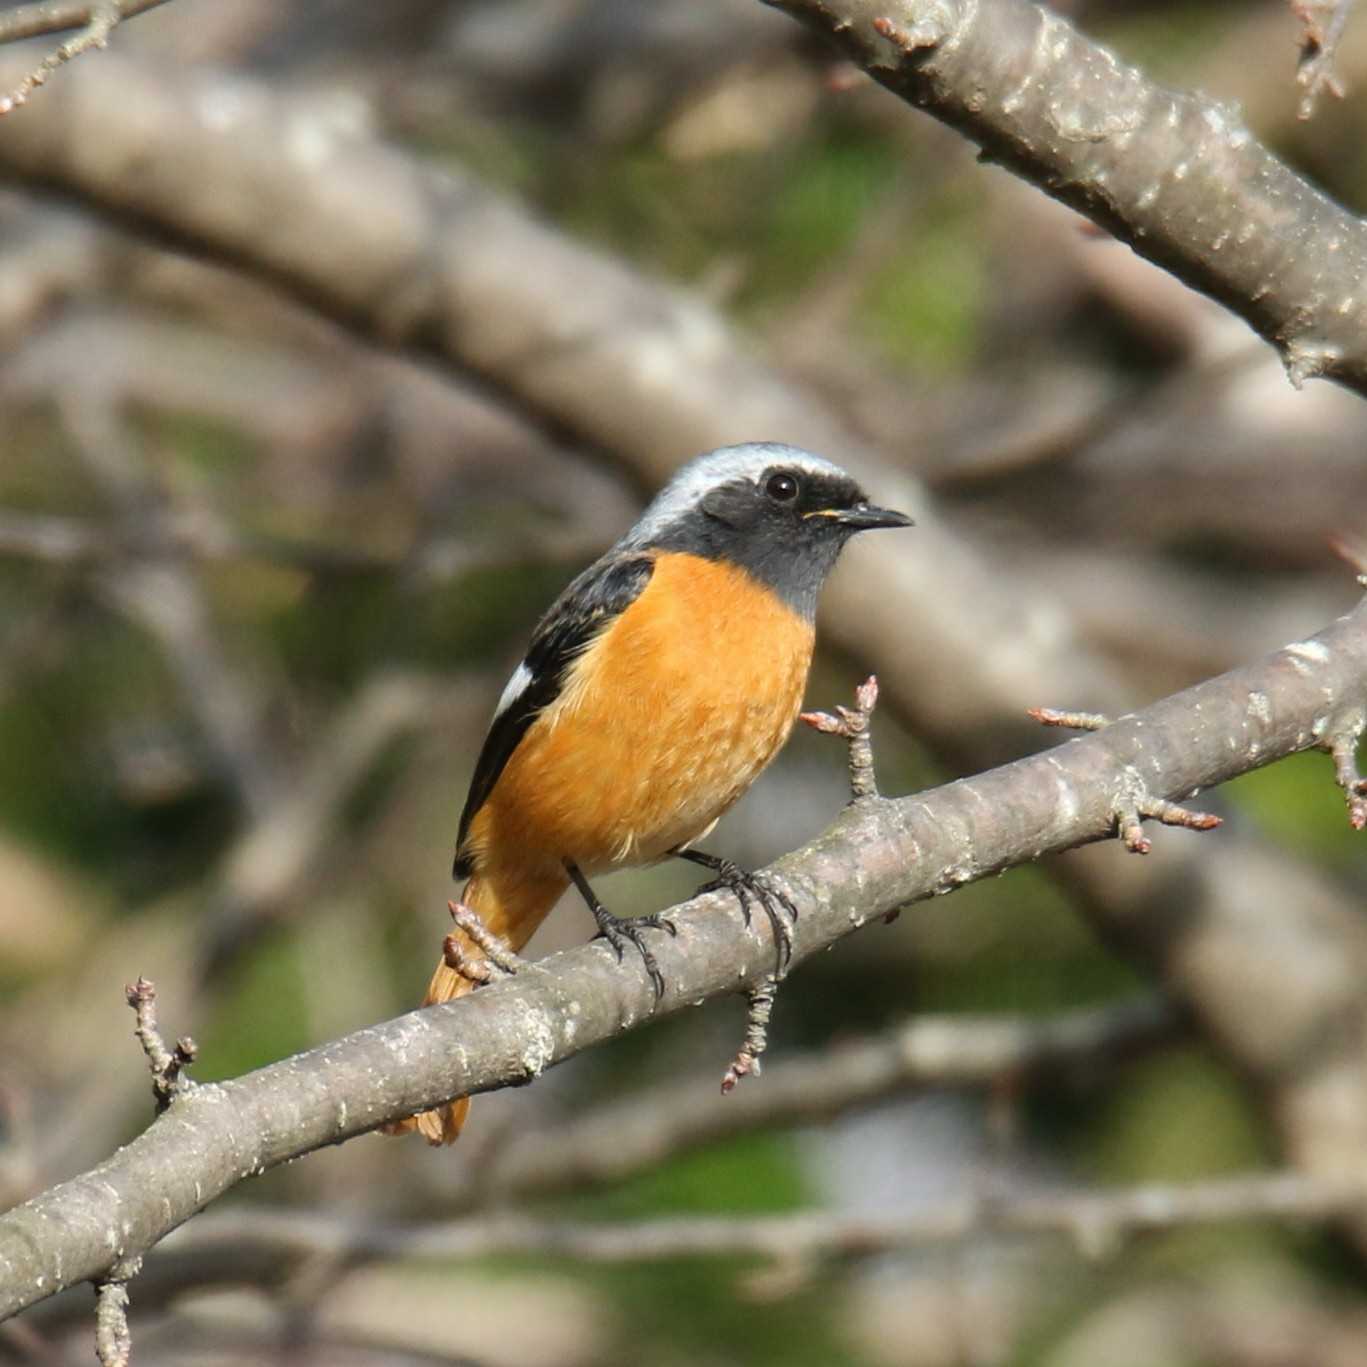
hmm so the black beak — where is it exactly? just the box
[824,503,914,532]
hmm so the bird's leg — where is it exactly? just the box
[564,860,675,1001]
[672,848,797,975]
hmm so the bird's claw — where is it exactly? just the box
[695,860,797,976]
[592,911,672,1000]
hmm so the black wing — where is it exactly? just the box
[453,553,655,876]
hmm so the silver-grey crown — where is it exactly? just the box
[619,442,847,548]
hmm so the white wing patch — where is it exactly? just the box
[492,661,533,720]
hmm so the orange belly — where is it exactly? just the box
[466,552,815,880]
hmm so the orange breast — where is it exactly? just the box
[467,552,815,880]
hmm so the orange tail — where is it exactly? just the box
[383,870,565,1145]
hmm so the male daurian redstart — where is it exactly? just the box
[386,442,911,1143]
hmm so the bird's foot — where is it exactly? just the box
[683,852,797,976]
[566,859,675,1001]
[590,905,677,1001]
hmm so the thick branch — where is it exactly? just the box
[2,600,1365,1321]
[765,0,1367,394]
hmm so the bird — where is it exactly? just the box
[385,442,911,1144]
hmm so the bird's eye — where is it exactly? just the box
[765,472,800,503]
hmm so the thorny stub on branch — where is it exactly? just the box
[1027,707,1223,854]
[125,977,196,1113]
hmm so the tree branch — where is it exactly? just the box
[61,394,288,821]
[99,1170,1367,1285]
[0,0,169,116]
[1294,0,1355,118]
[765,0,1367,395]
[92,1264,136,1367]
[0,0,168,44]
[2,598,1365,1322]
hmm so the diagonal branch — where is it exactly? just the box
[0,0,169,43]
[0,0,170,116]
[766,0,1367,395]
[2,598,1365,1322]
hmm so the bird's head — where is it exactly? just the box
[622,442,912,617]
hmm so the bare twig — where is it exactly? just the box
[1321,709,1367,829]
[199,672,454,981]
[721,974,778,1094]
[801,674,880,800]
[0,0,148,116]
[1030,708,1222,853]
[440,934,496,987]
[1137,797,1220,841]
[1112,805,1151,855]
[62,397,286,822]
[0,0,169,43]
[1330,534,1367,588]
[1113,793,1222,856]
[125,978,196,1112]
[1293,0,1354,118]
[92,1261,138,1367]
[446,901,526,981]
[870,13,941,53]
[1027,707,1112,732]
